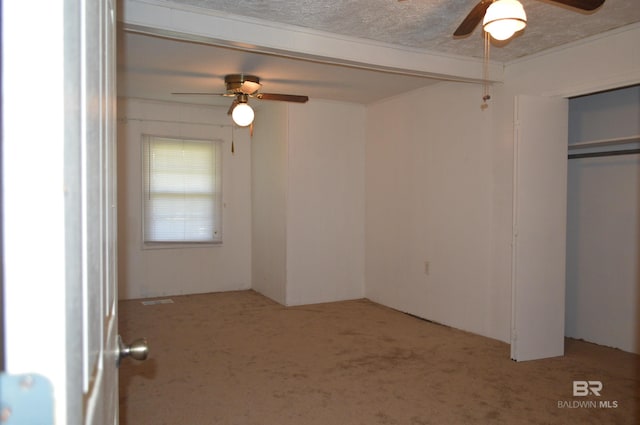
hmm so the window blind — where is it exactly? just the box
[143,136,222,243]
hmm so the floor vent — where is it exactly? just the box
[141,299,175,306]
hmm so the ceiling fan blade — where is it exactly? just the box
[546,0,605,11]
[171,92,230,96]
[255,93,309,103]
[453,0,493,38]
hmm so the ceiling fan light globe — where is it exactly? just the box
[232,103,255,127]
[483,0,527,41]
[484,19,526,41]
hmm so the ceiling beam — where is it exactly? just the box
[120,0,504,85]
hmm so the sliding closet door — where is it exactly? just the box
[511,95,568,361]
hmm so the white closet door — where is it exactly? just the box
[511,95,568,361]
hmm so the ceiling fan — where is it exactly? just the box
[173,74,309,127]
[453,0,606,39]
[446,0,605,107]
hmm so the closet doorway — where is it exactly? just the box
[566,85,640,355]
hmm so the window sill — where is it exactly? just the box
[142,241,223,250]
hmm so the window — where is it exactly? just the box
[143,135,222,244]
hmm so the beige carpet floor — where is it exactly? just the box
[118,290,639,425]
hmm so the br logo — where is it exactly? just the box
[573,381,603,396]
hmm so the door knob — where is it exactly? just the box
[117,335,149,366]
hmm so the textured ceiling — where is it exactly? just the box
[165,0,640,61]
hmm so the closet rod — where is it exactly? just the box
[568,148,640,160]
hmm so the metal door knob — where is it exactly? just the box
[117,335,149,365]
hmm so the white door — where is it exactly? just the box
[81,0,120,423]
[2,1,133,423]
[511,95,569,361]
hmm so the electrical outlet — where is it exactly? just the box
[424,261,430,275]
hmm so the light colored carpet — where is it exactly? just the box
[118,290,639,424]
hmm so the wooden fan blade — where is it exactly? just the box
[255,93,309,103]
[453,0,493,38]
[171,92,228,96]
[547,0,605,11]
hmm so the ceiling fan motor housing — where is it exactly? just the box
[225,74,261,94]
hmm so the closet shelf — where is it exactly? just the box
[568,135,640,150]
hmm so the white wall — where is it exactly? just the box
[502,24,640,98]
[117,98,252,299]
[286,100,366,305]
[251,99,366,306]
[251,102,289,304]
[365,82,509,342]
[566,86,640,354]
[364,24,640,345]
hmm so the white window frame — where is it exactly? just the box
[141,134,223,247]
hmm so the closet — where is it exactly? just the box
[565,85,639,354]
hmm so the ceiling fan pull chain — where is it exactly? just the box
[481,31,491,110]
[231,124,235,155]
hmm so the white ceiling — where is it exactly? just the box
[117,32,446,105]
[118,0,640,106]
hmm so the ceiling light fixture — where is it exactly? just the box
[483,0,527,41]
[231,95,255,127]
